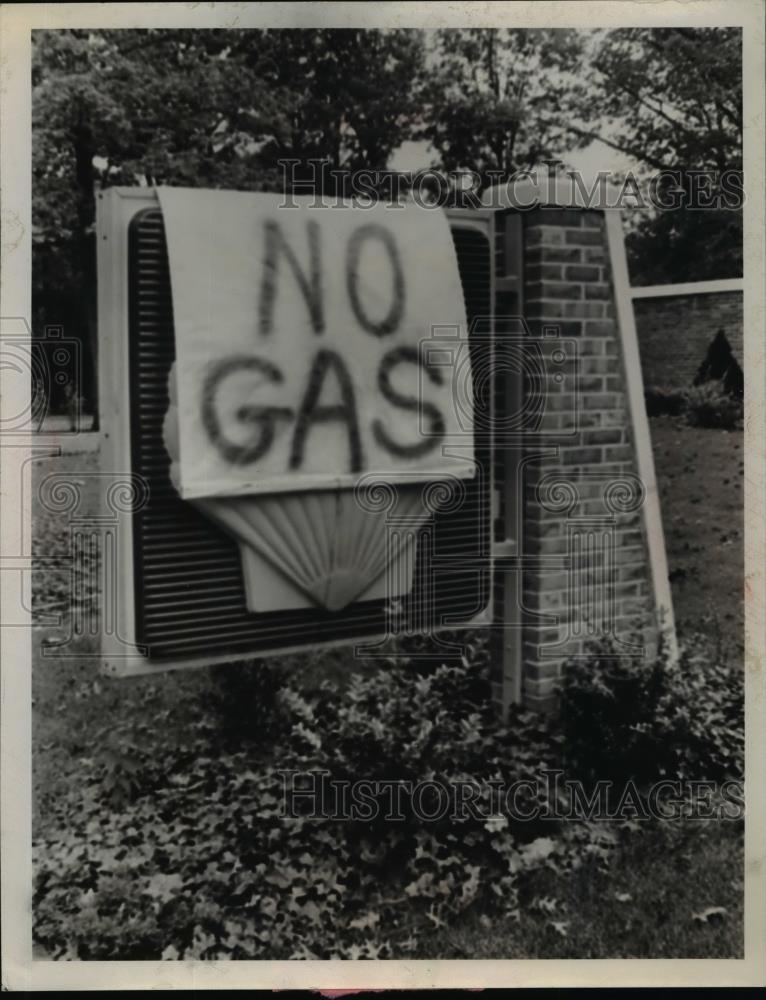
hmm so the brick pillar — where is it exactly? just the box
[495,206,656,712]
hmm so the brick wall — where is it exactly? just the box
[633,290,743,390]
[494,207,655,712]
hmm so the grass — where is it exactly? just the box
[31,418,745,958]
[650,415,744,652]
[415,818,743,959]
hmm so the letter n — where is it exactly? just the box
[259,220,324,335]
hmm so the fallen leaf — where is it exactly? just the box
[548,920,569,937]
[692,906,728,925]
[426,905,446,929]
[520,836,556,863]
[532,895,559,915]
[349,911,379,931]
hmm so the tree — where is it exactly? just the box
[418,28,586,186]
[232,29,426,185]
[32,28,426,414]
[564,27,743,283]
[33,28,292,415]
[419,27,742,282]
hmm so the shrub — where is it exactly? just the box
[207,659,287,748]
[682,382,743,430]
[644,385,686,417]
[644,381,743,427]
[560,638,670,787]
[34,630,743,960]
[560,633,744,788]
[33,638,596,960]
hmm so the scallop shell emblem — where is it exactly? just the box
[162,365,431,612]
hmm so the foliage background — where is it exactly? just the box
[32,27,742,415]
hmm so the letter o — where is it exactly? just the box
[410,168,450,208]
[412,780,450,821]
[346,223,405,337]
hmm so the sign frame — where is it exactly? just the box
[96,188,506,677]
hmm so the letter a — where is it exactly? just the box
[290,350,363,473]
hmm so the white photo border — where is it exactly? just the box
[2,1,764,990]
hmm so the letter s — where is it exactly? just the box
[372,345,444,458]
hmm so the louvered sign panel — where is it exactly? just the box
[98,190,495,674]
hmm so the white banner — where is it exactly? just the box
[157,187,473,499]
